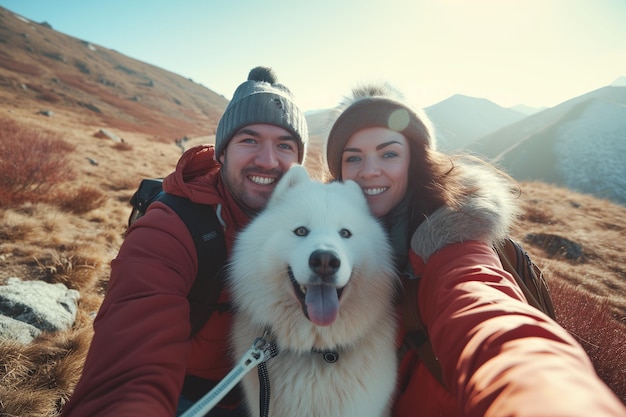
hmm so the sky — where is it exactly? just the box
[1,0,625,112]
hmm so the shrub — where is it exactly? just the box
[37,90,61,104]
[0,212,32,241]
[112,141,133,151]
[54,185,107,214]
[34,248,101,291]
[0,117,75,206]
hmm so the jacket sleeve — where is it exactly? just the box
[416,240,626,417]
[61,202,197,417]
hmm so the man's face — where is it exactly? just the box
[220,124,300,213]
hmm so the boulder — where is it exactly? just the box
[0,314,41,344]
[0,277,80,343]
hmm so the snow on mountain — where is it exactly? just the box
[554,99,626,204]
[486,94,626,205]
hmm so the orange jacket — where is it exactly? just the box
[62,145,250,417]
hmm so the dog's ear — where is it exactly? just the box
[269,164,311,205]
[343,179,368,206]
[344,179,361,194]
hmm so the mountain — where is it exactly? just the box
[465,86,626,205]
[305,95,533,155]
[611,76,626,87]
[510,103,546,116]
[424,94,527,151]
[0,7,228,140]
[467,86,626,158]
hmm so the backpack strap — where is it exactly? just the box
[157,193,228,337]
[494,238,556,320]
[400,275,446,388]
[128,178,166,228]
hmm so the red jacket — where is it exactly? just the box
[393,241,625,417]
[392,161,625,417]
[62,145,250,417]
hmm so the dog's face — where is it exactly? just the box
[229,166,396,348]
[282,191,364,327]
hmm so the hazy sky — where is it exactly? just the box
[1,0,625,111]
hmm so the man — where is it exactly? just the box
[61,66,308,417]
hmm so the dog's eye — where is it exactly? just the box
[339,228,352,238]
[293,226,309,236]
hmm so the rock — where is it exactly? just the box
[525,233,584,261]
[0,278,80,343]
[96,128,121,142]
[0,315,41,344]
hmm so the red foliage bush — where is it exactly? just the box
[111,141,133,151]
[550,278,626,402]
[37,90,61,104]
[0,57,43,76]
[0,117,75,206]
[54,185,107,214]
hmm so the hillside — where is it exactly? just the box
[496,98,626,204]
[0,7,228,140]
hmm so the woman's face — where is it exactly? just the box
[341,127,410,218]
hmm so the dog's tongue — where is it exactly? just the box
[305,285,339,326]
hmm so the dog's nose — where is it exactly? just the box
[309,250,340,278]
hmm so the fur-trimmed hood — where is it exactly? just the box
[410,161,520,262]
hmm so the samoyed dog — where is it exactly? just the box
[228,165,399,417]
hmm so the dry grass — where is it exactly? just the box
[0,116,624,417]
[512,181,626,323]
[549,279,626,398]
[0,329,93,417]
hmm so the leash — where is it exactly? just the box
[180,336,278,417]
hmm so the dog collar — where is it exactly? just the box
[312,349,339,363]
[264,327,340,364]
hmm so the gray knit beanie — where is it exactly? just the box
[326,83,435,179]
[215,66,308,163]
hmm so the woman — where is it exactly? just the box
[325,84,625,417]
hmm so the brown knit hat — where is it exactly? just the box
[215,66,308,163]
[325,83,435,179]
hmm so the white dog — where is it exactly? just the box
[228,165,399,417]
